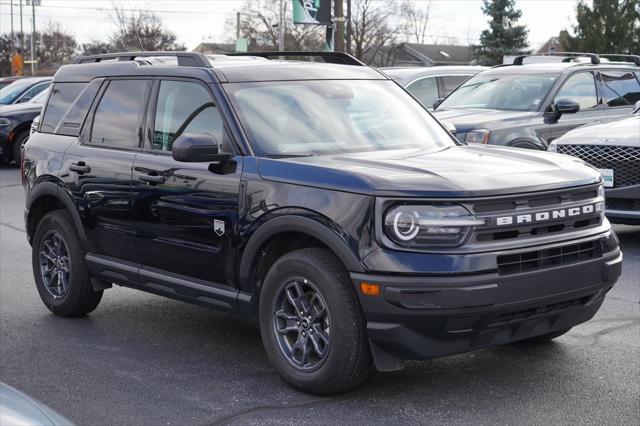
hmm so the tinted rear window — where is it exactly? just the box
[40,83,86,133]
[600,70,640,107]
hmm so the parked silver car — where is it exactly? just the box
[380,66,487,109]
[548,104,640,224]
[0,382,72,425]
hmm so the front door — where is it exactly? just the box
[131,79,242,287]
[62,78,151,259]
[546,71,609,143]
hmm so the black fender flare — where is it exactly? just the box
[25,181,90,249]
[238,215,364,292]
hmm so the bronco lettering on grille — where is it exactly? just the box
[495,203,603,226]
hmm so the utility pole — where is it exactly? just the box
[20,0,24,53]
[334,0,345,52]
[10,0,15,53]
[30,0,36,75]
[346,0,352,54]
[236,12,241,40]
[278,0,285,51]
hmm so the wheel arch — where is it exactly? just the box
[26,182,89,249]
[508,137,546,150]
[238,215,363,297]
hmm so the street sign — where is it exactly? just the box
[292,0,331,25]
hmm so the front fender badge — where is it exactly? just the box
[214,219,225,236]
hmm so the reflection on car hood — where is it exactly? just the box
[0,382,73,426]
[0,102,44,115]
[553,116,640,147]
[433,108,537,129]
[258,145,600,197]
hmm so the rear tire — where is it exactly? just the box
[11,130,29,165]
[259,247,372,395]
[32,210,102,317]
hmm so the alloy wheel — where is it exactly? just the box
[39,230,71,298]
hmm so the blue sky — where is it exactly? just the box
[0,0,583,50]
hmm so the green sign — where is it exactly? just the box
[292,0,331,25]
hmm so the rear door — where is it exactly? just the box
[546,71,610,142]
[131,78,243,287]
[61,78,151,259]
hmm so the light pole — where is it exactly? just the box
[30,0,38,75]
[278,0,285,51]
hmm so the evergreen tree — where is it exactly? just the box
[473,0,530,66]
[564,0,639,55]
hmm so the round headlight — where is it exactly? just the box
[392,210,420,241]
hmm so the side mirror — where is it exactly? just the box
[555,98,580,114]
[171,133,233,163]
[432,98,444,109]
[442,121,457,136]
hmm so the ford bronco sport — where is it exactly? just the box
[23,51,622,395]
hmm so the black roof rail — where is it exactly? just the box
[227,51,366,66]
[71,51,211,67]
[512,52,601,65]
[598,54,640,66]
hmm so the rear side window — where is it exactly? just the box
[441,75,471,95]
[17,82,50,103]
[600,70,640,107]
[406,77,438,109]
[152,80,223,151]
[40,83,86,133]
[90,80,150,148]
[554,72,598,110]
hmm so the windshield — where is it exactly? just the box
[0,79,35,104]
[225,80,454,157]
[438,74,559,111]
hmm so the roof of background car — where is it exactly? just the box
[482,62,638,75]
[53,59,387,84]
[380,66,487,85]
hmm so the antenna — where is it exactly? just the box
[135,30,145,51]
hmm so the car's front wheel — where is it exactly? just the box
[12,130,29,165]
[32,210,103,317]
[259,247,371,395]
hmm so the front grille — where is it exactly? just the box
[490,294,595,327]
[468,185,603,244]
[556,145,640,188]
[606,197,640,211]
[497,241,601,275]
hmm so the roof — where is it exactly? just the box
[54,56,386,84]
[400,43,473,66]
[484,61,639,75]
[380,66,487,85]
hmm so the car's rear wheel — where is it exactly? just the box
[259,247,371,395]
[11,130,29,165]
[32,210,102,317]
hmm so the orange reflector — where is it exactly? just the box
[360,282,380,296]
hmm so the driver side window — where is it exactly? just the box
[554,72,598,110]
[153,80,223,151]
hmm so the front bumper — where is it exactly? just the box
[351,235,622,362]
[605,184,640,225]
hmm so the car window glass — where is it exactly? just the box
[40,83,86,133]
[554,72,598,110]
[153,80,223,151]
[600,70,640,107]
[90,80,149,148]
[406,77,438,109]
[19,82,50,102]
[0,79,38,104]
[442,75,471,94]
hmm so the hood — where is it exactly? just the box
[0,102,43,116]
[553,116,640,148]
[257,145,600,198]
[433,108,537,131]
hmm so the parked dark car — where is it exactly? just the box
[433,53,640,149]
[0,76,25,90]
[549,105,640,224]
[0,88,48,164]
[0,76,51,106]
[380,66,486,109]
[23,51,621,395]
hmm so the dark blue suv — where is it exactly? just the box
[22,52,622,395]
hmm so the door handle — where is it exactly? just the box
[138,174,165,184]
[69,162,91,174]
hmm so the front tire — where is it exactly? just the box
[259,247,371,395]
[11,130,29,165]
[32,210,102,317]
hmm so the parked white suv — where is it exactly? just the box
[549,103,640,224]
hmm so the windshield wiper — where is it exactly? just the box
[265,154,315,158]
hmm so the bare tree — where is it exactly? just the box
[400,0,431,44]
[228,0,324,51]
[351,0,400,65]
[108,6,185,51]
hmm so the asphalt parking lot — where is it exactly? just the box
[0,164,638,425]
